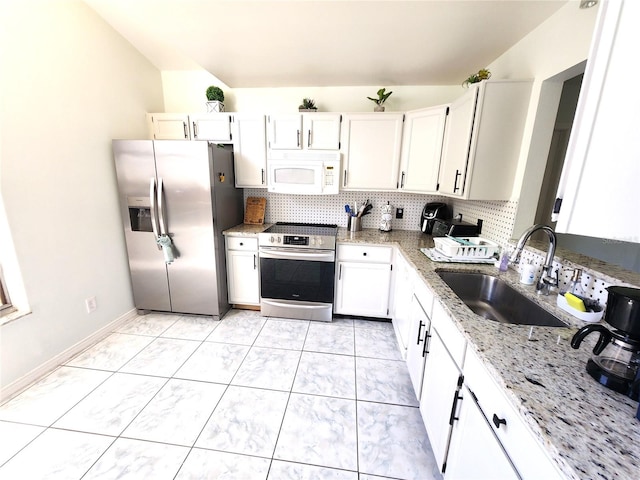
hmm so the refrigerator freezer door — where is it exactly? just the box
[113,140,171,312]
[154,141,219,315]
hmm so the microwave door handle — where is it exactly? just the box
[149,178,161,249]
[157,177,167,236]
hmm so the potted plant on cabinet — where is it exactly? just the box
[367,88,392,112]
[462,69,491,88]
[299,98,317,112]
[205,86,225,112]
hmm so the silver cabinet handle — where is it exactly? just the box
[296,130,301,147]
[253,254,257,270]
[183,122,188,139]
[343,170,348,187]
[261,168,265,185]
[307,130,312,148]
[401,171,406,189]
[192,121,198,139]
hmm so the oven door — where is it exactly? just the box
[259,247,335,321]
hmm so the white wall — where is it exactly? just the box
[485,1,598,237]
[162,70,462,113]
[0,0,164,390]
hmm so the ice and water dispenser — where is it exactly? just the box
[127,196,153,232]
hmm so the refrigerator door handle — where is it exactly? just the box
[149,178,161,249]
[157,177,168,236]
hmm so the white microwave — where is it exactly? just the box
[267,151,341,195]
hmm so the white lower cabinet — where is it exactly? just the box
[419,321,464,472]
[225,236,260,306]
[459,348,563,480]
[405,280,434,399]
[445,384,519,480]
[392,251,415,352]
[334,244,392,317]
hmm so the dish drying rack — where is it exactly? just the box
[433,236,500,260]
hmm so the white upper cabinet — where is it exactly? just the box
[267,114,303,149]
[303,113,341,150]
[189,114,233,142]
[341,113,404,191]
[555,0,640,243]
[232,114,267,188]
[146,113,233,142]
[399,106,448,193]
[268,113,341,150]
[147,113,191,140]
[437,80,533,200]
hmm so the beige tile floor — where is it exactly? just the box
[0,310,441,480]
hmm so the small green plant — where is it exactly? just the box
[205,86,224,102]
[367,88,393,106]
[462,69,491,87]
[299,98,317,110]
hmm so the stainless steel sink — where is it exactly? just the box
[437,271,567,327]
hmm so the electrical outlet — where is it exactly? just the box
[396,207,404,219]
[85,296,97,314]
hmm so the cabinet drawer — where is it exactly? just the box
[431,301,466,368]
[226,237,258,251]
[337,244,393,263]
[464,348,562,480]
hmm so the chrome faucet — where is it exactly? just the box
[510,224,558,295]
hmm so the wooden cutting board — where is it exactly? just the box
[244,197,267,224]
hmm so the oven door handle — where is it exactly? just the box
[262,299,331,311]
[259,248,335,262]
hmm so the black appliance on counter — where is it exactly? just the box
[571,286,640,400]
[420,202,451,234]
[432,218,483,237]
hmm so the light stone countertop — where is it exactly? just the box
[336,228,639,480]
[224,224,640,479]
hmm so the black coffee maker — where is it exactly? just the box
[420,202,451,234]
[571,286,640,400]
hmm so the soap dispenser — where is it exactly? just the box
[568,269,585,297]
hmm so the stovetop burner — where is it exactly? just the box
[264,222,338,237]
[259,222,338,250]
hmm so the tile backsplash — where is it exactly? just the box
[243,189,518,246]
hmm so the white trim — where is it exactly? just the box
[0,309,137,403]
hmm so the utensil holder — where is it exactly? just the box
[348,216,362,232]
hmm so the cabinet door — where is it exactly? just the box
[303,113,341,150]
[399,106,448,193]
[232,114,267,188]
[445,386,519,480]
[555,0,640,242]
[341,113,403,190]
[406,295,430,399]
[147,113,190,140]
[420,327,462,472]
[226,250,260,305]
[334,262,392,317]
[437,86,478,196]
[268,114,303,150]
[392,253,414,351]
[190,114,232,141]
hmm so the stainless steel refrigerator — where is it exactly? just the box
[113,140,243,318]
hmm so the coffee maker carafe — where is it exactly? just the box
[571,286,640,400]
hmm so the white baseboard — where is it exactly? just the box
[0,309,137,403]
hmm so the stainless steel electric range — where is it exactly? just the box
[258,222,338,322]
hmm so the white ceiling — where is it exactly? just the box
[84,0,569,88]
